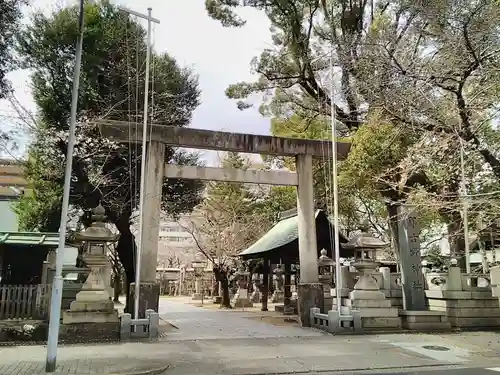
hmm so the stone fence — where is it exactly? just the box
[322,264,500,330]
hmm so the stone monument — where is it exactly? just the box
[397,206,426,311]
[232,265,253,308]
[63,205,119,325]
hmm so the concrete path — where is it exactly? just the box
[158,297,325,340]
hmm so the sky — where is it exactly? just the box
[0,0,272,164]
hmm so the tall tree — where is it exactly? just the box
[206,0,500,259]
[15,0,204,311]
[0,0,26,98]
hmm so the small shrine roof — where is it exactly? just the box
[0,231,60,247]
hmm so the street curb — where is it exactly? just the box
[73,365,169,375]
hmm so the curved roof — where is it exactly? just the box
[238,210,348,259]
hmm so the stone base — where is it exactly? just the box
[213,296,222,304]
[349,290,385,300]
[234,298,253,308]
[250,291,261,303]
[297,283,324,327]
[426,290,500,328]
[361,316,402,330]
[274,304,296,315]
[399,310,451,331]
[271,290,284,303]
[63,309,119,324]
[129,282,160,318]
[69,300,115,312]
[59,322,119,342]
[345,299,392,308]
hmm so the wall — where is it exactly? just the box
[0,200,18,232]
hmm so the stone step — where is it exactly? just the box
[402,321,452,331]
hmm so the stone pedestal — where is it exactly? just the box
[271,289,284,303]
[129,282,160,319]
[213,296,222,304]
[297,283,324,327]
[232,287,253,308]
[426,289,500,328]
[192,279,202,300]
[250,285,261,303]
[63,254,118,324]
[347,272,401,330]
[399,310,451,331]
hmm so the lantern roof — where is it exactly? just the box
[75,205,119,242]
[343,221,388,250]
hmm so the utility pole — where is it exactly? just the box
[460,136,471,273]
[45,0,86,372]
[116,6,160,320]
[329,47,343,319]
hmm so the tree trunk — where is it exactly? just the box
[386,202,401,260]
[447,218,465,258]
[113,276,121,302]
[114,212,136,313]
[220,274,231,308]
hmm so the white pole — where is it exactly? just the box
[329,48,343,319]
[460,138,471,273]
[45,0,86,372]
[116,6,160,320]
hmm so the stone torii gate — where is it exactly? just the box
[97,120,351,325]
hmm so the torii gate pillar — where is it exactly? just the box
[296,154,323,326]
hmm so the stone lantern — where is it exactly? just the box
[318,249,335,295]
[271,265,284,303]
[250,273,262,303]
[344,222,387,291]
[318,249,335,311]
[63,204,120,324]
[191,252,206,301]
[232,265,253,308]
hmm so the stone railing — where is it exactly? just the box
[309,307,361,333]
[425,269,491,292]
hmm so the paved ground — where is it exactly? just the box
[4,298,500,374]
[157,297,326,340]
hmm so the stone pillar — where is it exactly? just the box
[192,278,202,300]
[133,141,165,316]
[397,206,426,311]
[283,262,294,315]
[296,154,319,283]
[296,154,322,326]
[140,140,165,283]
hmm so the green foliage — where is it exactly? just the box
[339,115,408,200]
[0,0,26,98]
